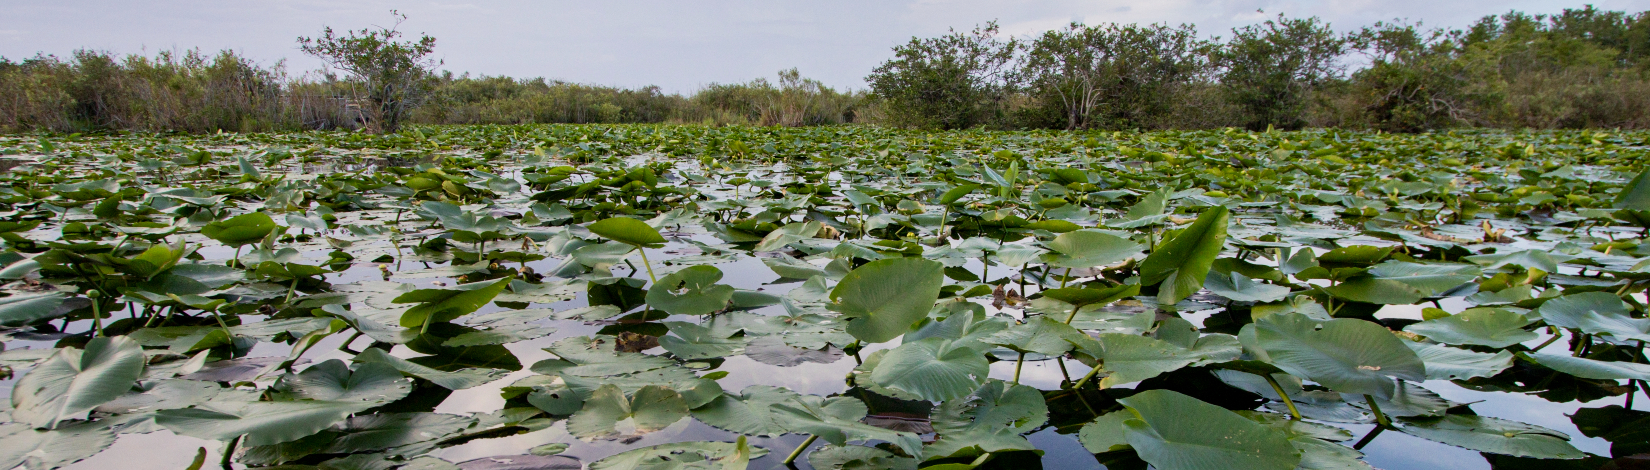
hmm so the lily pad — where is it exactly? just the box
[1248,313,1426,399]
[1118,389,1301,470]
[1398,414,1584,459]
[10,336,146,428]
[831,257,945,344]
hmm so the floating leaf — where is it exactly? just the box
[1398,415,1584,459]
[646,265,736,316]
[566,384,689,440]
[0,291,70,327]
[831,258,945,343]
[1205,271,1291,303]
[1403,308,1538,348]
[926,380,1048,456]
[1248,313,1426,399]
[0,422,116,470]
[870,337,989,402]
[1119,389,1301,470]
[395,277,514,328]
[691,385,801,437]
[1537,292,1649,342]
[10,336,146,428]
[808,444,917,470]
[1528,353,1650,381]
[1042,230,1142,269]
[588,441,767,470]
[1407,342,1514,381]
[200,212,281,248]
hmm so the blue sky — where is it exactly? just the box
[4,0,1647,93]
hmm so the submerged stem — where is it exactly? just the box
[1352,426,1385,450]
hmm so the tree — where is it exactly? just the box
[1347,21,1486,132]
[298,11,440,133]
[866,22,1017,130]
[1022,22,1209,130]
[1216,14,1345,130]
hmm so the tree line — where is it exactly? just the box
[2,6,1647,134]
[872,7,1650,131]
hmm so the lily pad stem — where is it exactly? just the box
[1364,394,1392,428]
[1072,362,1103,390]
[1530,326,1563,352]
[936,204,949,245]
[637,247,658,283]
[88,290,105,338]
[207,307,234,339]
[1064,302,1083,325]
[782,434,817,466]
[1014,353,1025,384]
[1263,374,1302,420]
[283,277,300,306]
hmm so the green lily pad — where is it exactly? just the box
[201,212,281,247]
[0,422,116,470]
[926,380,1049,456]
[588,217,667,248]
[1403,308,1538,348]
[10,336,146,429]
[567,384,689,440]
[1529,353,1650,381]
[831,257,945,344]
[587,440,767,470]
[870,337,990,402]
[1042,230,1142,269]
[1119,389,1301,470]
[1248,313,1426,399]
[1537,292,1649,342]
[1205,271,1291,303]
[1406,342,1514,381]
[646,265,736,316]
[1398,414,1584,459]
[394,277,514,328]
[1138,206,1228,304]
[0,290,70,327]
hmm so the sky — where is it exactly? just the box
[4,0,1649,94]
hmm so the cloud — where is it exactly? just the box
[0,0,1640,93]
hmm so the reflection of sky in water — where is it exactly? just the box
[2,212,1644,470]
